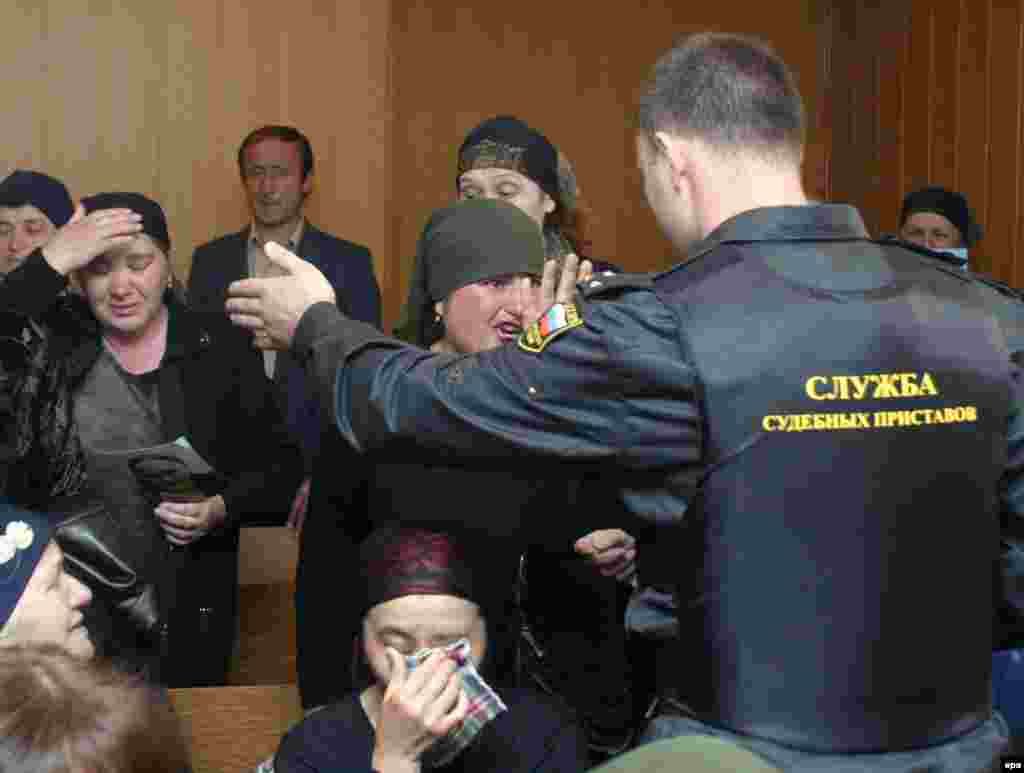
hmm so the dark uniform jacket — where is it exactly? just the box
[289,204,1024,760]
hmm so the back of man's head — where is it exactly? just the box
[237,125,314,179]
[638,32,805,165]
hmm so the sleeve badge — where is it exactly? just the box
[518,302,583,354]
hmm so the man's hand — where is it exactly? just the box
[225,241,336,350]
[371,648,469,771]
[154,495,227,546]
[575,528,637,583]
[41,204,143,275]
[523,253,593,329]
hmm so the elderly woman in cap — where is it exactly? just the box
[277,525,587,773]
[0,192,303,686]
[0,500,93,658]
[0,170,75,276]
[898,186,983,265]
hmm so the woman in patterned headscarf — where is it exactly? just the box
[455,116,592,261]
[395,115,615,344]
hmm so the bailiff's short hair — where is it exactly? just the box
[638,32,805,163]
[237,125,315,179]
[0,645,190,773]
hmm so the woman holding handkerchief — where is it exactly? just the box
[0,192,303,686]
[276,526,586,772]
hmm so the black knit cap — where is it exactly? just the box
[457,116,560,204]
[0,170,74,228]
[82,192,171,252]
[900,186,983,247]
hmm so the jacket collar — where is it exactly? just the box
[163,294,213,363]
[688,205,871,261]
[67,293,213,381]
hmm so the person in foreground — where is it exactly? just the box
[0,644,190,773]
[0,499,93,658]
[228,32,1024,772]
[274,526,587,773]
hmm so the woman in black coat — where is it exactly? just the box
[0,192,303,686]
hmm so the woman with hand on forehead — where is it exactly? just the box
[277,526,586,773]
[0,192,303,685]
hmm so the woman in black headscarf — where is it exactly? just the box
[395,115,618,345]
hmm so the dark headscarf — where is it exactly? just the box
[457,116,587,260]
[457,116,561,204]
[82,192,171,252]
[899,186,983,247]
[0,170,74,228]
[358,527,479,620]
[394,198,545,346]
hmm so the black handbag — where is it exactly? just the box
[51,497,162,641]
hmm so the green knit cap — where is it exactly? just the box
[394,198,545,346]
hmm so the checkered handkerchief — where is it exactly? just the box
[406,638,508,767]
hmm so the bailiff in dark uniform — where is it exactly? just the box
[228,32,1024,773]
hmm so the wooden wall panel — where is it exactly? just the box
[4,2,827,328]
[827,0,1024,284]
[389,0,830,328]
[0,0,393,298]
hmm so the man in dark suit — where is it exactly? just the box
[189,126,380,705]
[188,125,381,487]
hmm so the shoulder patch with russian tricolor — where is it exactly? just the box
[517,302,583,353]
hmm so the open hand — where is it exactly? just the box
[41,204,143,275]
[523,253,594,329]
[225,241,335,350]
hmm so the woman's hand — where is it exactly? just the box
[371,648,469,772]
[41,204,142,276]
[154,495,227,546]
[522,253,594,330]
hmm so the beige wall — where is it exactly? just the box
[1,0,392,294]
[3,1,827,330]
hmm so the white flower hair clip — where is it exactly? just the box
[0,521,34,566]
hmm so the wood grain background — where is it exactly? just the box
[823,0,1024,285]
[2,0,827,328]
